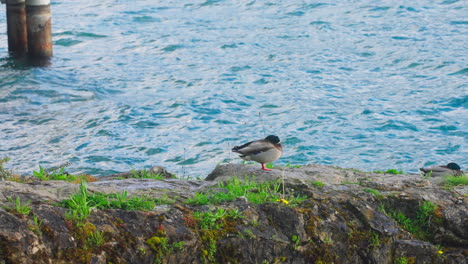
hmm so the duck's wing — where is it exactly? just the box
[232,140,274,156]
[419,166,449,173]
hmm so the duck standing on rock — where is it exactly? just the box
[232,135,283,171]
[419,162,464,177]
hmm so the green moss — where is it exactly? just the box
[305,214,320,238]
[189,208,245,263]
[305,240,338,263]
[59,248,93,263]
[146,229,185,264]
[146,236,168,264]
[54,221,100,263]
[146,236,167,251]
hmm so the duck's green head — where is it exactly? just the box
[447,162,461,170]
[265,135,280,144]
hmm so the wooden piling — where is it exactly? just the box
[5,0,28,56]
[25,0,52,58]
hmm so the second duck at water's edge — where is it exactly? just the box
[232,135,283,171]
[419,162,464,177]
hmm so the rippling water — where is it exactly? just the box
[0,0,467,177]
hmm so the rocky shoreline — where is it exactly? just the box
[0,163,467,264]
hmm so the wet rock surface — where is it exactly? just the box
[0,163,466,264]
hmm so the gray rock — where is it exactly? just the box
[0,163,466,263]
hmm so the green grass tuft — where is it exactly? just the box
[6,196,31,215]
[394,257,409,264]
[443,175,468,187]
[193,209,227,230]
[60,181,160,222]
[130,169,165,180]
[0,157,12,180]
[373,169,404,175]
[380,201,441,241]
[87,230,105,247]
[311,181,325,188]
[32,165,96,183]
[363,188,384,199]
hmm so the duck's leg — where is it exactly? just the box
[261,163,272,171]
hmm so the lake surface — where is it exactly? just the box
[0,0,467,178]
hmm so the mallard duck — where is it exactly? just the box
[419,162,464,177]
[232,135,283,171]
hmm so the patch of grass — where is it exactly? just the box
[0,157,12,180]
[186,177,306,206]
[87,230,105,247]
[291,234,300,248]
[191,208,243,263]
[394,257,409,264]
[61,181,93,222]
[311,181,325,188]
[239,228,256,239]
[32,165,48,180]
[194,209,227,230]
[188,192,210,205]
[363,188,384,199]
[32,165,96,183]
[130,169,165,180]
[373,169,404,175]
[60,181,158,223]
[29,215,43,235]
[226,208,244,220]
[285,163,303,168]
[84,191,157,211]
[5,196,31,216]
[287,195,308,206]
[380,201,441,241]
[442,175,468,187]
[186,177,281,205]
[370,232,381,247]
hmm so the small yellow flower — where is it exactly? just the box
[277,199,289,205]
[437,250,443,255]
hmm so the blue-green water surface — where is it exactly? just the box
[0,0,467,177]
